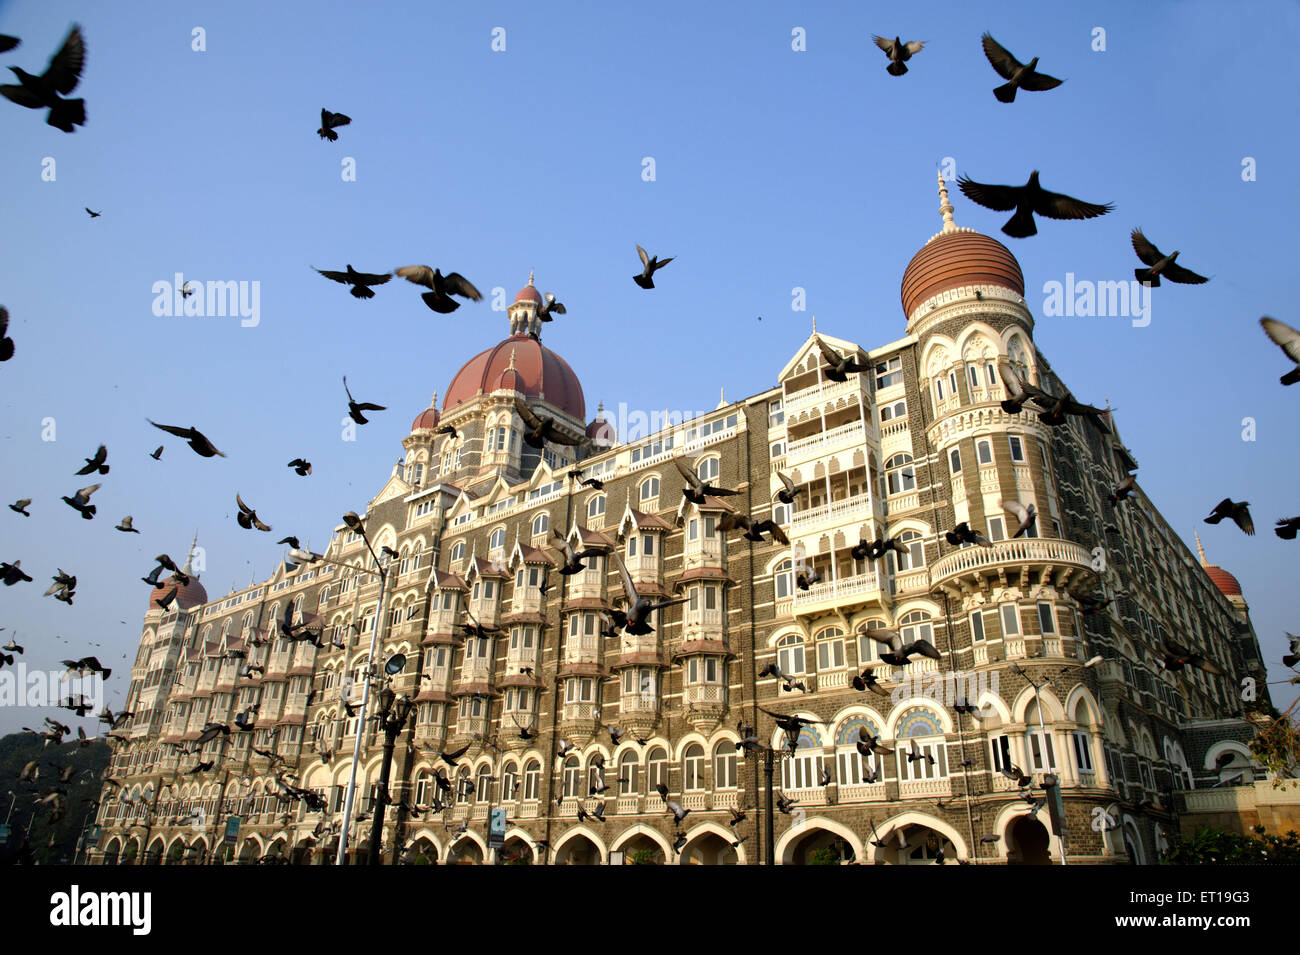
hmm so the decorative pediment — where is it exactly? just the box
[370,472,412,508]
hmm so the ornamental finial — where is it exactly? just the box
[938,167,957,233]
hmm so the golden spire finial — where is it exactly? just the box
[527,270,535,286]
[938,167,957,233]
[430,390,438,408]
[507,347,517,372]
[1195,532,1207,566]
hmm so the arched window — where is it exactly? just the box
[879,399,907,422]
[476,764,493,801]
[814,627,846,671]
[888,530,926,573]
[779,728,824,790]
[456,765,473,804]
[697,457,720,482]
[618,750,640,796]
[489,528,505,551]
[776,634,806,676]
[836,715,885,786]
[857,620,887,665]
[773,559,793,599]
[895,708,948,781]
[523,759,541,801]
[587,495,606,521]
[683,743,706,791]
[562,756,581,799]
[640,476,660,502]
[898,610,933,648]
[885,453,915,495]
[713,741,737,789]
[646,747,668,792]
[449,541,465,563]
[531,512,548,538]
[500,762,519,802]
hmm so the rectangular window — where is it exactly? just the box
[1027,731,1056,772]
[949,448,961,474]
[1000,603,1021,637]
[990,735,1012,773]
[1037,602,1056,634]
[988,516,1006,542]
[977,440,993,465]
[1008,435,1025,462]
[769,399,784,428]
[1072,732,1094,773]
[874,357,902,389]
[969,611,985,642]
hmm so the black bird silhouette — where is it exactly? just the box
[235,494,272,532]
[1260,317,1300,386]
[873,35,925,75]
[316,108,351,141]
[149,445,163,460]
[867,627,942,667]
[435,424,458,439]
[537,291,566,323]
[1130,229,1208,287]
[0,24,87,132]
[0,305,14,362]
[673,455,739,505]
[1204,498,1253,536]
[717,512,789,545]
[945,522,992,548]
[1276,517,1300,541]
[1161,639,1224,676]
[1109,473,1137,505]
[394,265,482,313]
[114,516,140,534]
[85,207,101,218]
[958,171,1112,238]
[633,245,673,289]
[773,470,803,506]
[76,444,109,475]
[515,398,588,449]
[147,420,225,457]
[552,526,606,575]
[278,536,301,550]
[343,376,386,424]
[9,498,31,516]
[1,560,33,586]
[980,32,1063,103]
[611,552,686,635]
[61,483,100,519]
[0,36,19,53]
[287,458,312,476]
[816,337,870,382]
[314,265,390,300]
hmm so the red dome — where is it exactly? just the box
[148,575,208,611]
[1204,565,1242,597]
[901,229,1025,318]
[444,335,585,420]
[587,416,615,442]
[411,407,441,432]
[515,284,543,305]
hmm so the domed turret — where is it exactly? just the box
[901,170,1025,320]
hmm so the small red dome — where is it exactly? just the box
[411,407,441,432]
[587,416,615,442]
[514,284,543,305]
[1204,565,1242,597]
[901,229,1025,318]
[148,576,207,611]
[444,335,585,421]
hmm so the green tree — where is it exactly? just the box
[1160,826,1300,864]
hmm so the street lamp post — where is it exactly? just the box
[762,747,776,866]
[291,511,393,866]
[367,683,413,865]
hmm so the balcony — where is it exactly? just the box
[566,561,606,602]
[784,421,869,465]
[622,692,659,716]
[783,378,864,416]
[624,552,660,587]
[681,606,723,637]
[791,571,885,616]
[683,684,726,707]
[509,588,544,617]
[929,538,1095,593]
[899,777,952,798]
[562,702,600,722]
[790,493,872,534]
[682,535,724,567]
[564,633,601,666]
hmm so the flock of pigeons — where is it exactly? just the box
[2,20,1297,861]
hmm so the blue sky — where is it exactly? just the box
[0,0,1296,734]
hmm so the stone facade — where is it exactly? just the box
[89,200,1274,867]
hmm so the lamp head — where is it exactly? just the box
[384,653,407,676]
[342,511,366,535]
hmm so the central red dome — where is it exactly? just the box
[443,335,585,421]
[901,229,1025,318]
